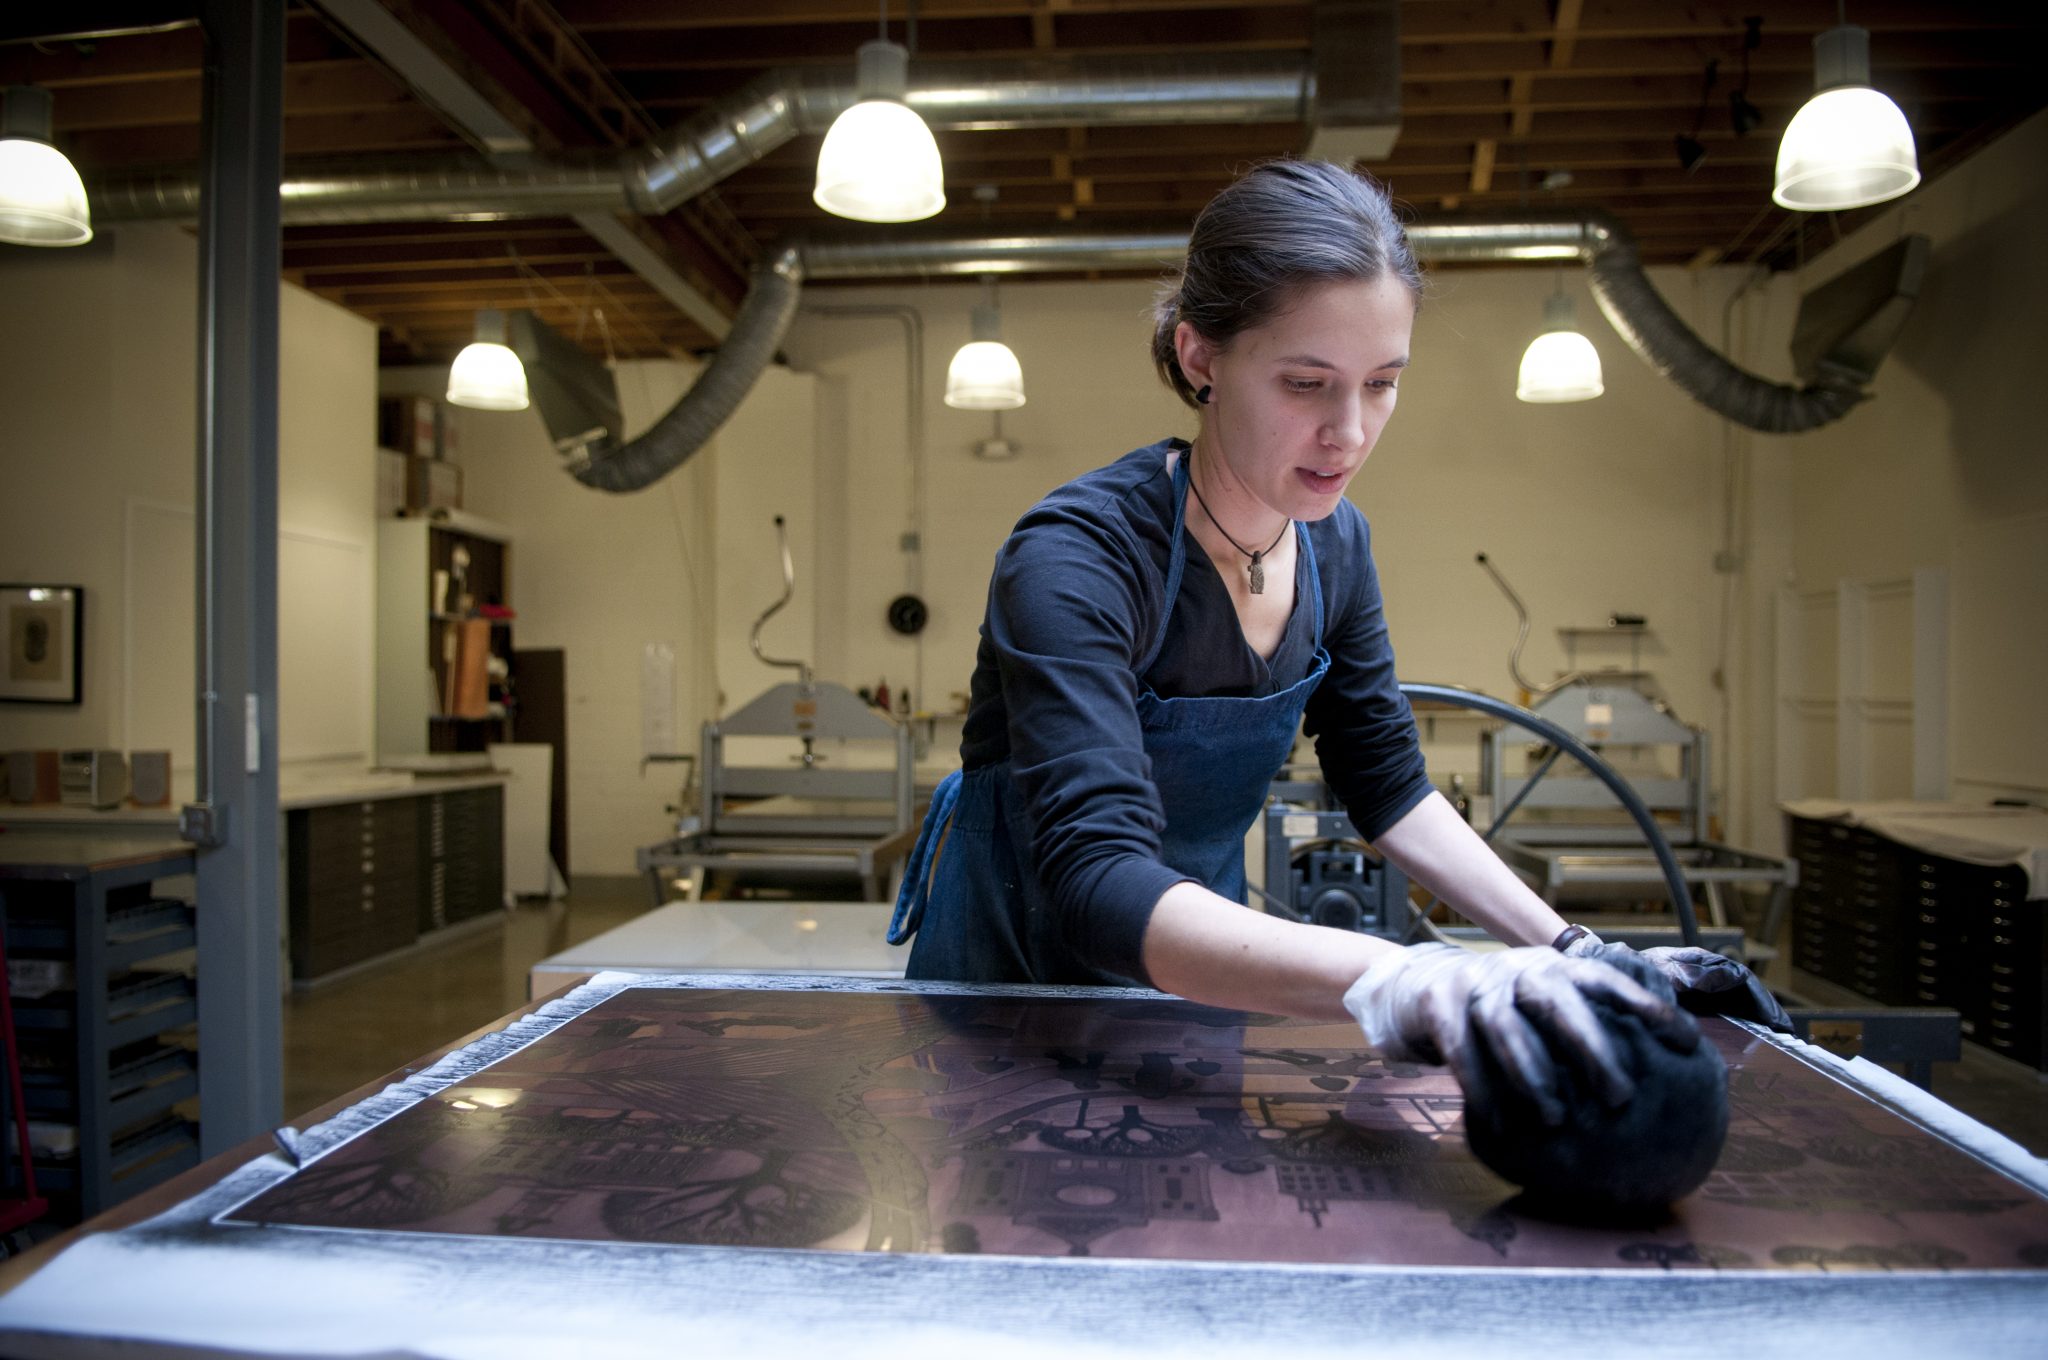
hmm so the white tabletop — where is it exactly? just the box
[529,899,904,997]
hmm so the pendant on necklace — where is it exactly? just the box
[1249,552,1266,595]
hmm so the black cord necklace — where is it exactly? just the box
[1187,449,1290,594]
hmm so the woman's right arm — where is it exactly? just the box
[1140,879,1693,1120]
[986,499,1192,979]
[1140,880,1398,1021]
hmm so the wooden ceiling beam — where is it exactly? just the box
[1550,0,1586,70]
[428,0,756,300]
[283,239,616,272]
[338,291,662,316]
[552,0,2033,39]
[281,220,592,248]
[1470,138,1497,193]
[50,60,422,133]
[1403,30,2016,81]
[365,0,592,151]
[6,12,343,88]
[1507,72,1536,136]
[587,17,1039,68]
[555,0,1300,31]
[1398,66,2020,116]
[638,54,2010,127]
[303,262,646,291]
[1394,103,1982,146]
[1403,0,2031,44]
[730,137,1788,191]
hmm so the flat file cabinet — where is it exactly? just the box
[286,783,503,982]
[0,838,201,1225]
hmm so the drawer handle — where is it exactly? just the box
[1989,1002,2012,1013]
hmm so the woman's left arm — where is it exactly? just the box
[1372,785,1793,1030]
[1368,790,1568,946]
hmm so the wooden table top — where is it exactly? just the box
[0,835,194,879]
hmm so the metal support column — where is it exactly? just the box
[183,0,283,1153]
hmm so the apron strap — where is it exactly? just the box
[887,767,964,945]
[1142,447,1324,670]
[1298,517,1325,648]
[1135,448,1193,677]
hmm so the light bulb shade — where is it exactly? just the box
[0,136,92,246]
[447,340,529,411]
[1772,85,1920,211]
[945,340,1026,410]
[813,98,945,223]
[1517,329,1603,403]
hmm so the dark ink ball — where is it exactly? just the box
[1460,951,1729,1220]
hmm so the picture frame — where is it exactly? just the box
[1,583,84,705]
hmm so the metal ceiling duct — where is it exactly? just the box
[84,42,1895,476]
[555,212,1907,495]
[792,216,1898,436]
[89,52,1311,227]
[561,247,803,493]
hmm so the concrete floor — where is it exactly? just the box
[282,877,2048,1157]
[282,877,644,1118]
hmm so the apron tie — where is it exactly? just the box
[889,767,962,944]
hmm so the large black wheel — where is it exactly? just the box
[1399,682,1702,947]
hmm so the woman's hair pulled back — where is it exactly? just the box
[1152,159,1422,408]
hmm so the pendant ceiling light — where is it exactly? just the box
[446,309,530,411]
[0,86,92,247]
[946,276,1025,410]
[1516,291,1603,404]
[1773,20,1920,212]
[813,13,945,224]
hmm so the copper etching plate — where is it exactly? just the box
[227,988,2048,1270]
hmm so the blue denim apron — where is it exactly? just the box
[889,453,1331,985]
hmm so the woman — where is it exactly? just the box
[891,160,1782,1120]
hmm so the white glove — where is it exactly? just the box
[1343,943,1698,1126]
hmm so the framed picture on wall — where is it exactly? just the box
[1,584,84,704]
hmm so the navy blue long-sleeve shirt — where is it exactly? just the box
[958,439,1435,982]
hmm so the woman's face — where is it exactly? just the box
[1176,272,1415,523]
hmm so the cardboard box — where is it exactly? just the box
[377,448,409,517]
[378,396,444,459]
[130,750,172,806]
[6,750,61,804]
[407,456,463,512]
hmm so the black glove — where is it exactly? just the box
[1560,930,1792,1033]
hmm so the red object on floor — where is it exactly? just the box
[0,923,50,1235]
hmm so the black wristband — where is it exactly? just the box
[1551,924,1593,953]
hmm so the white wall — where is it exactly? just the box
[1767,107,2048,810]
[779,265,1768,836]
[454,358,817,875]
[0,223,378,789]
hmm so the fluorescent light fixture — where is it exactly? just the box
[0,86,92,247]
[1517,292,1603,404]
[1773,24,1920,212]
[447,309,530,411]
[813,39,945,223]
[946,297,1025,410]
